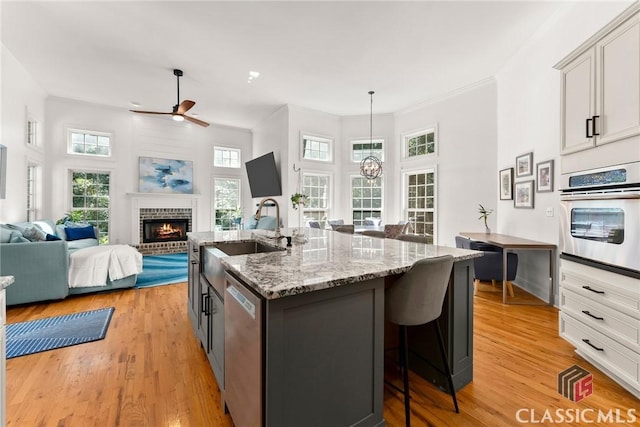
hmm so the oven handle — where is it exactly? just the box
[560,190,640,201]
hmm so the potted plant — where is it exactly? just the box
[290,193,309,210]
[478,204,493,233]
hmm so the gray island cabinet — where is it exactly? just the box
[187,228,481,427]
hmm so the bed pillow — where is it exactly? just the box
[64,225,96,241]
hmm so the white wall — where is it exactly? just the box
[251,105,289,225]
[44,97,252,243]
[395,79,498,246]
[495,1,634,302]
[0,45,47,223]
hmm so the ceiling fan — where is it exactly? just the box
[130,69,210,127]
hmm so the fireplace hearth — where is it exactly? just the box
[143,219,189,243]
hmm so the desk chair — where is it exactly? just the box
[386,255,459,426]
[455,236,517,297]
[395,234,429,244]
[361,230,385,238]
[334,225,354,234]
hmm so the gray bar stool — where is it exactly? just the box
[385,255,459,426]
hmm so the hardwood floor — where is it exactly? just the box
[5,282,638,426]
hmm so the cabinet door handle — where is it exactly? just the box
[586,118,593,138]
[582,285,604,295]
[201,293,208,313]
[191,260,197,265]
[592,115,600,136]
[205,295,211,316]
[581,310,604,321]
[582,339,604,352]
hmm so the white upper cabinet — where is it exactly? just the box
[557,6,640,155]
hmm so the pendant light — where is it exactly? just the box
[360,90,383,180]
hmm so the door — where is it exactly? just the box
[595,13,640,146]
[561,48,596,154]
[207,287,225,390]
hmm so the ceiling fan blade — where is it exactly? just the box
[177,100,195,114]
[184,115,210,127]
[130,110,172,115]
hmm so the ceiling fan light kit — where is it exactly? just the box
[130,68,210,127]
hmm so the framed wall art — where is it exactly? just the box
[499,168,514,200]
[536,159,554,192]
[515,152,533,178]
[514,180,535,209]
[139,156,194,194]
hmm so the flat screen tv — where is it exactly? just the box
[245,151,282,198]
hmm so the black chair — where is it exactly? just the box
[385,255,459,426]
[308,221,321,229]
[455,236,517,297]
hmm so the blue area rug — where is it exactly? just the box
[135,252,188,288]
[6,307,114,359]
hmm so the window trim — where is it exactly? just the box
[212,176,242,231]
[26,162,40,222]
[401,125,438,160]
[300,131,334,164]
[350,138,385,163]
[403,166,437,244]
[69,169,112,244]
[301,171,332,221]
[67,128,113,157]
[350,174,384,226]
[213,146,242,169]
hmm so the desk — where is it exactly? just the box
[460,232,556,305]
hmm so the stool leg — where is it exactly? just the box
[434,321,459,413]
[399,325,411,427]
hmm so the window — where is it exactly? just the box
[71,171,110,243]
[405,170,435,243]
[351,176,383,226]
[68,129,111,157]
[301,134,332,162]
[214,178,241,230]
[351,139,384,163]
[27,119,37,147]
[214,147,241,168]
[404,128,436,158]
[302,173,330,221]
[26,164,39,221]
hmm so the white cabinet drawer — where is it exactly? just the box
[560,312,640,389]
[560,287,640,352]
[560,260,640,317]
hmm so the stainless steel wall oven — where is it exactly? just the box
[560,162,640,277]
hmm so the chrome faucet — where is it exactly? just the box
[255,197,283,240]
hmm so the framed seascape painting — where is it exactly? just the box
[536,159,554,192]
[499,168,513,200]
[139,157,194,194]
[514,180,534,208]
[515,152,533,178]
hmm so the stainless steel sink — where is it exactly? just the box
[214,241,284,256]
[203,241,284,297]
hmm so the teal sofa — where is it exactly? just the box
[0,219,136,305]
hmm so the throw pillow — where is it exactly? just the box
[64,225,96,241]
[22,226,47,242]
[245,216,258,230]
[46,233,62,241]
[9,231,29,243]
[256,216,277,230]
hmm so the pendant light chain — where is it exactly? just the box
[360,90,383,180]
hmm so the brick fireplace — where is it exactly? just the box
[136,208,192,255]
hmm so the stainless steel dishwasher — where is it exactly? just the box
[224,271,263,427]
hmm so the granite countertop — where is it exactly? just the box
[187,228,481,300]
[0,276,15,290]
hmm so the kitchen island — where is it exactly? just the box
[187,228,481,427]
